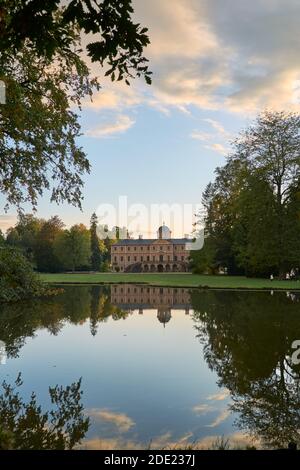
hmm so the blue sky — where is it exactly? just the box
[1,0,300,236]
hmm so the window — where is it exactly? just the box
[147,256,150,261]
[153,246,155,251]
[153,255,155,261]
[128,256,130,261]
[141,246,143,251]
[147,246,150,250]
[128,247,130,251]
[141,256,143,261]
[160,246,163,250]
[114,256,117,262]
[121,247,124,251]
[174,255,177,261]
[134,246,137,251]
[159,255,163,262]
[134,256,137,262]
[121,256,123,261]
[181,256,184,260]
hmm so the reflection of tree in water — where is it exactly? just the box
[0,286,129,357]
[0,374,89,449]
[191,290,300,448]
[89,286,129,336]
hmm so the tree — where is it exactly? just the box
[0,2,151,210]
[0,36,98,208]
[232,111,300,275]
[193,111,300,277]
[0,1,151,301]
[0,374,89,450]
[54,224,91,272]
[35,216,65,272]
[90,213,102,271]
[0,0,151,85]
[0,246,49,302]
[6,213,43,265]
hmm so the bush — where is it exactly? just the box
[0,247,53,302]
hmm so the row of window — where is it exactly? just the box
[114,255,186,263]
[113,245,185,252]
[112,286,187,294]
[114,299,188,305]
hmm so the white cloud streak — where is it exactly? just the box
[85,115,135,138]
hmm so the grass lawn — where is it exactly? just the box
[39,272,300,290]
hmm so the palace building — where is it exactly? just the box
[111,225,191,272]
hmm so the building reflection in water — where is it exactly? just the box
[110,285,191,327]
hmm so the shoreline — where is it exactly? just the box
[39,273,300,291]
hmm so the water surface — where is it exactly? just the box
[0,285,300,449]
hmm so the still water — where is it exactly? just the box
[0,284,300,449]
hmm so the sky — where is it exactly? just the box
[1,0,300,237]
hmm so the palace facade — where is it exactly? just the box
[111,225,191,272]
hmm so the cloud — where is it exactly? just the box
[204,143,228,155]
[190,131,213,141]
[84,85,141,111]
[192,403,215,414]
[207,389,230,401]
[203,119,231,138]
[85,115,135,138]
[0,214,16,232]
[82,0,300,118]
[205,409,231,428]
[191,119,231,153]
[86,409,135,433]
[79,430,260,450]
[134,0,300,114]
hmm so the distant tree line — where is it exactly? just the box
[191,111,300,278]
[4,213,114,273]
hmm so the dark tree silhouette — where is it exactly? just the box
[0,374,89,449]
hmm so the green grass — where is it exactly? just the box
[38,272,300,290]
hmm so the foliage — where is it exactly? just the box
[0,33,98,209]
[0,0,151,85]
[0,374,89,450]
[90,213,102,271]
[54,224,91,271]
[192,111,300,277]
[0,246,51,302]
[6,214,43,265]
[35,216,65,272]
[5,213,110,273]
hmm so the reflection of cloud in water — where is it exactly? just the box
[86,409,135,433]
[79,430,259,450]
[207,389,230,401]
[205,409,231,428]
[192,403,215,414]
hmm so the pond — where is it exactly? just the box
[0,284,300,449]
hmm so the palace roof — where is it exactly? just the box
[113,238,191,246]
